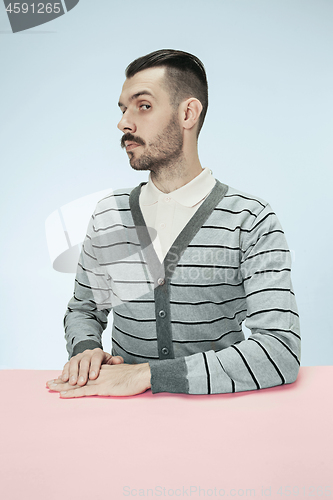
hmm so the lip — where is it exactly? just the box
[125,142,140,151]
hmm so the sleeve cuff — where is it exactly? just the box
[72,340,103,358]
[148,357,189,394]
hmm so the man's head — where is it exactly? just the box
[117,49,208,175]
[125,49,208,137]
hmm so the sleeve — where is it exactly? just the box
[64,213,112,359]
[148,203,301,394]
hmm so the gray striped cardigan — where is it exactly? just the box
[64,179,301,394]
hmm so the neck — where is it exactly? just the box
[150,153,203,194]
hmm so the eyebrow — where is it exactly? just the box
[118,90,155,108]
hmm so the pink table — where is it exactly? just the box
[0,367,332,500]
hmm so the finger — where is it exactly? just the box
[68,357,80,385]
[110,356,124,365]
[46,376,62,385]
[48,379,88,392]
[89,350,105,379]
[47,380,71,392]
[61,362,70,382]
[60,384,97,398]
[46,375,64,387]
[77,357,91,386]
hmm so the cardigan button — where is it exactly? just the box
[157,278,165,286]
[161,347,169,355]
[158,310,166,318]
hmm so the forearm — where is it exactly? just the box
[64,305,109,358]
[149,325,300,395]
[64,214,112,358]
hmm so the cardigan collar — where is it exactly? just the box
[129,178,229,282]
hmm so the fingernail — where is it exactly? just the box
[61,391,67,395]
[70,376,75,382]
[79,376,84,383]
[90,371,96,377]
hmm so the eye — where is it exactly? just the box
[140,104,151,111]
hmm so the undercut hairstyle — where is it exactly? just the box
[125,49,208,138]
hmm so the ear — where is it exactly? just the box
[180,98,203,132]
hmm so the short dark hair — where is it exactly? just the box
[125,49,208,137]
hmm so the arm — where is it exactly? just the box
[49,209,151,396]
[148,203,301,394]
[64,213,111,359]
[59,213,116,386]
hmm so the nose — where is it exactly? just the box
[117,111,137,134]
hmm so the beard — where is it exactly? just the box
[127,113,184,173]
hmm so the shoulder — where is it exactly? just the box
[87,186,139,235]
[217,183,269,217]
[93,186,137,214]
[216,184,284,244]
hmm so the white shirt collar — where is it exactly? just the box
[140,167,216,208]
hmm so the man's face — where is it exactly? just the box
[117,67,183,172]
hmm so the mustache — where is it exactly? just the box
[120,133,145,149]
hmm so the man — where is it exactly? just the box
[47,49,301,398]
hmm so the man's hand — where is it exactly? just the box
[46,363,151,398]
[47,348,124,388]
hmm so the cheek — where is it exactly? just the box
[152,109,173,128]
[149,117,171,140]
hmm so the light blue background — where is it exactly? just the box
[0,0,332,369]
